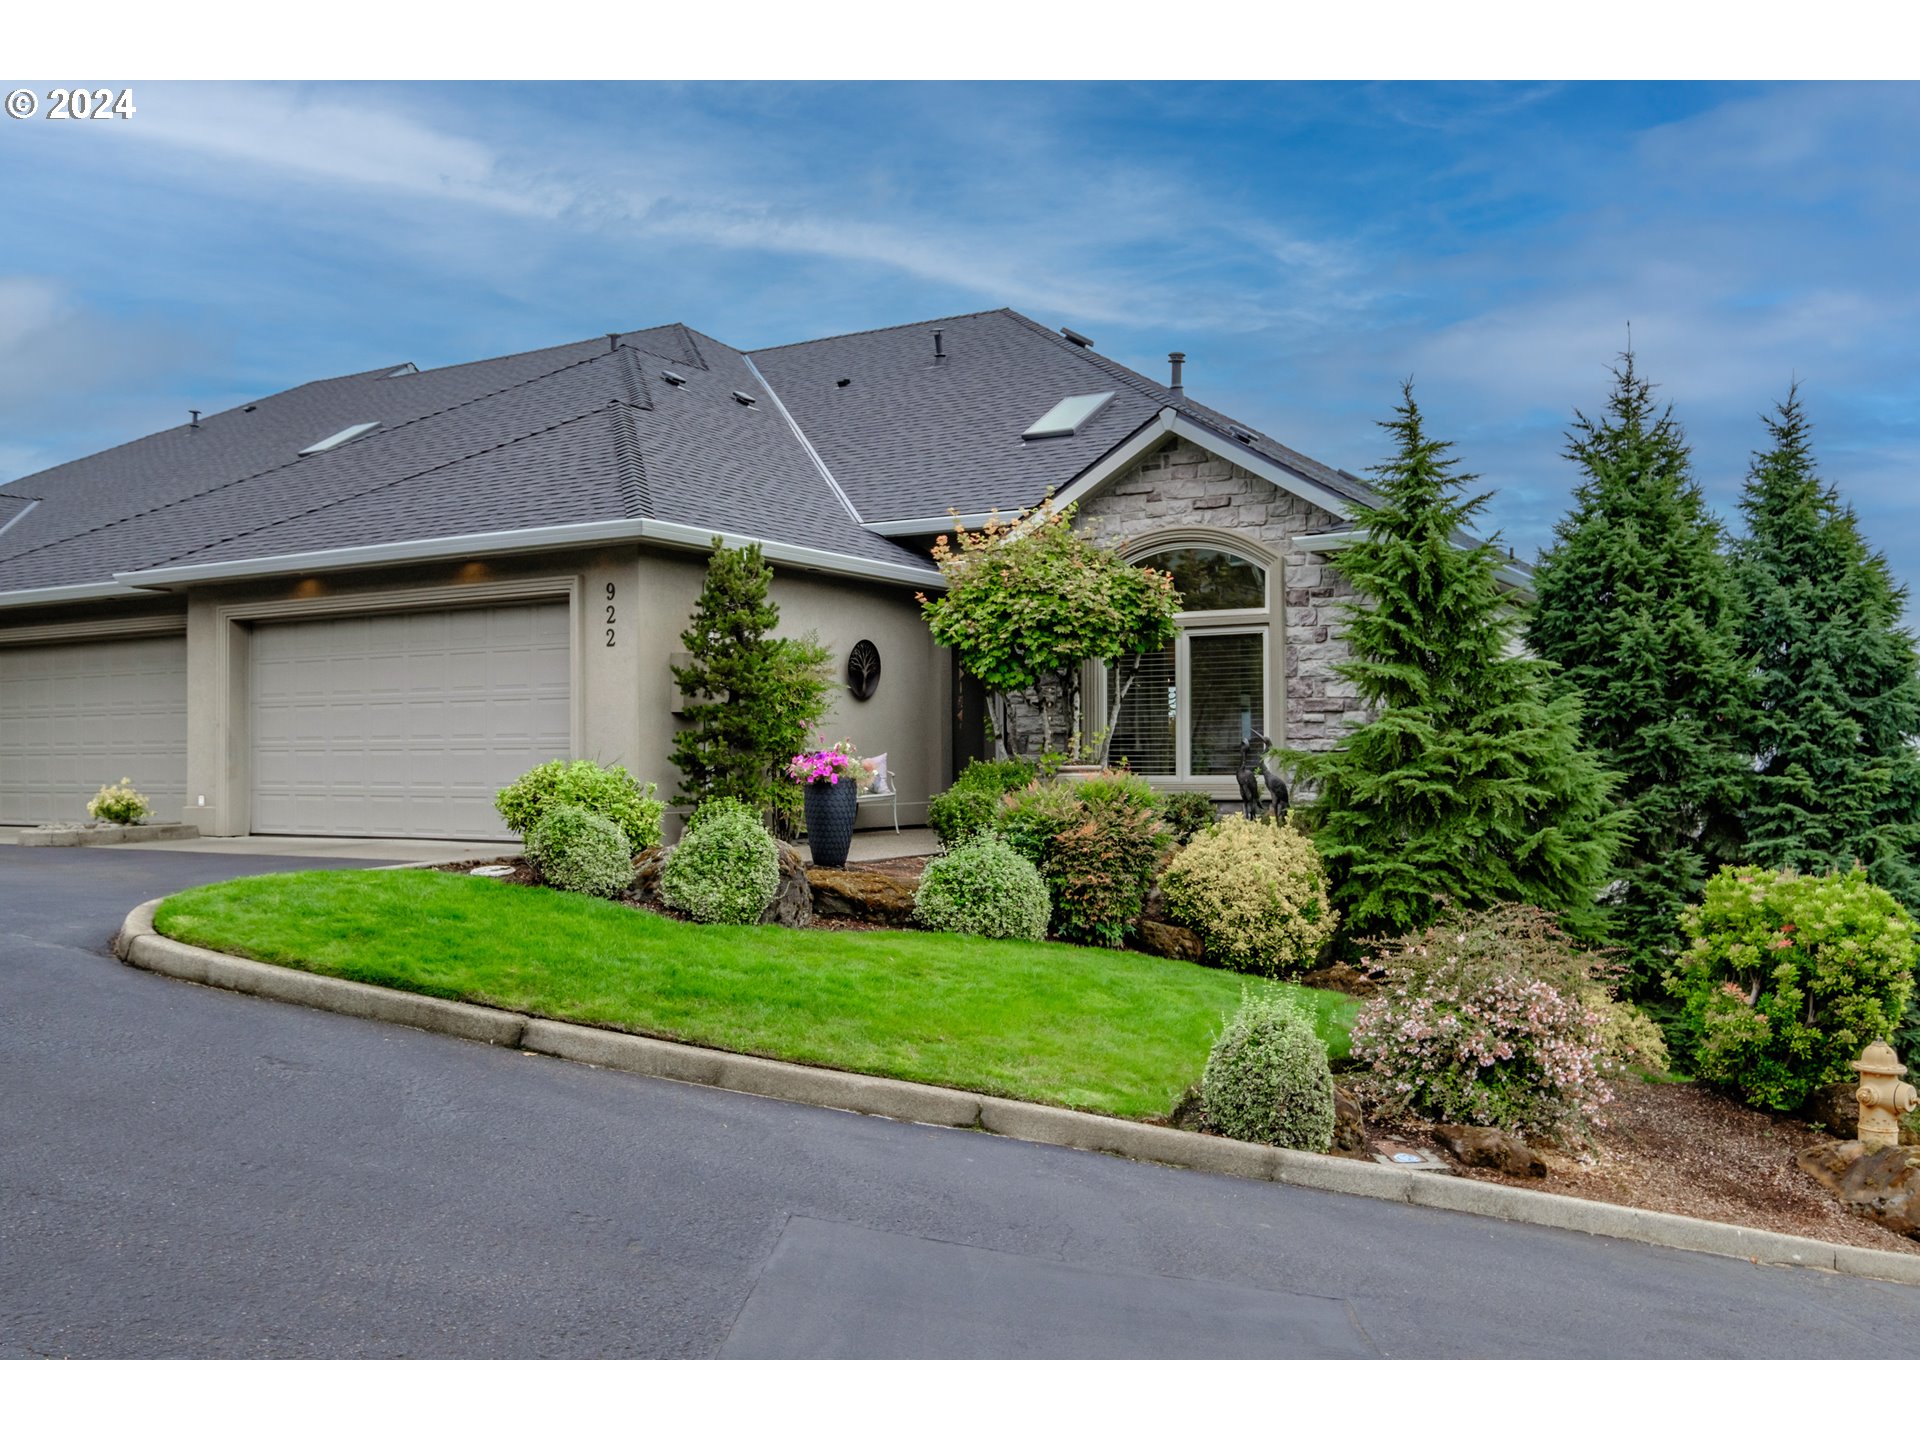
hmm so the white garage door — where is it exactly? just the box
[0,634,189,825]
[250,602,572,839]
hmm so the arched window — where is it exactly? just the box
[1101,540,1274,782]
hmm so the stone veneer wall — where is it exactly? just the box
[994,436,1367,766]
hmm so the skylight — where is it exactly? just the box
[1022,391,1113,440]
[299,422,381,455]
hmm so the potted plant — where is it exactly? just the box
[787,740,871,868]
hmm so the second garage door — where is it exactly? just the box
[251,602,572,839]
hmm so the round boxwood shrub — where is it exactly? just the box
[660,804,780,925]
[914,836,1051,941]
[1202,987,1336,1151]
[685,795,760,834]
[527,803,633,900]
[1161,816,1337,975]
[1667,866,1918,1112]
[496,759,664,854]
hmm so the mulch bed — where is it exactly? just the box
[1369,1077,1916,1255]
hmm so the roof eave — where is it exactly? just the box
[0,581,151,612]
[103,519,943,593]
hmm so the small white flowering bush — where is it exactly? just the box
[1202,987,1336,1151]
[1350,904,1612,1143]
[914,836,1051,941]
[527,804,632,900]
[1161,816,1336,975]
[87,778,151,826]
[660,805,779,925]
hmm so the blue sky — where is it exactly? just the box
[2,80,1915,601]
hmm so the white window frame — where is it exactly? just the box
[1092,532,1281,790]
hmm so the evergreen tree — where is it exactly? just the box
[1285,385,1623,945]
[1528,353,1752,990]
[1733,387,1920,914]
[670,539,833,824]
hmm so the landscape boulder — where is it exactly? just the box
[1797,1139,1920,1237]
[1300,961,1381,999]
[1133,917,1205,963]
[626,846,667,903]
[1433,1123,1547,1178]
[806,866,918,926]
[1331,1086,1368,1159]
[761,843,814,928]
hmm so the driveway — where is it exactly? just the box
[4,845,1918,1358]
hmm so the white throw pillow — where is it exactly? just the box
[867,752,890,794]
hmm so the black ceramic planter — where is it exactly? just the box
[803,778,859,868]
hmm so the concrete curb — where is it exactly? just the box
[116,899,1920,1287]
[22,822,201,848]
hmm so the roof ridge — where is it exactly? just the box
[0,348,629,571]
[609,403,651,519]
[142,403,630,572]
[747,307,1015,355]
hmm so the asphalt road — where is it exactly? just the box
[5,845,1919,1358]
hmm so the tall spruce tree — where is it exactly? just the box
[1733,387,1920,913]
[1286,385,1623,944]
[1528,353,1752,989]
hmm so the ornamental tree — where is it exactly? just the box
[1731,388,1920,917]
[670,538,833,828]
[1528,353,1753,991]
[919,501,1179,758]
[1283,384,1624,945]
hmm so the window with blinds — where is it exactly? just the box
[1105,644,1176,775]
[1189,631,1264,776]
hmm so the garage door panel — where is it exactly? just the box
[0,634,189,825]
[250,602,571,840]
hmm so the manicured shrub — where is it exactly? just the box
[1351,905,1613,1143]
[1047,788,1168,948]
[87,777,151,825]
[685,796,760,835]
[497,759,664,855]
[995,780,1087,869]
[958,757,1038,794]
[1161,817,1336,975]
[1666,866,1918,1112]
[526,804,633,900]
[913,836,1051,941]
[660,804,780,925]
[1202,988,1336,1151]
[929,786,1004,851]
[1155,790,1220,844]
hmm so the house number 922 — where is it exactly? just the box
[605,582,617,647]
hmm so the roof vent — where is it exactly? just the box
[835,378,851,388]
[933,329,946,363]
[384,363,418,378]
[188,410,201,429]
[732,390,757,408]
[1060,327,1094,348]
[662,370,688,387]
[244,405,257,413]
[1168,352,1185,397]
[1023,391,1114,440]
[299,421,381,455]
[1229,426,1255,444]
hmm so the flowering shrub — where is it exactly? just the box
[786,740,870,788]
[496,759,663,854]
[87,778,151,825]
[1667,866,1918,1112]
[1350,905,1612,1143]
[1161,817,1336,975]
[527,804,632,900]
[1202,987,1336,1151]
[989,772,1168,946]
[660,804,780,925]
[914,836,1051,941]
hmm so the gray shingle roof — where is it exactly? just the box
[750,308,1379,525]
[0,306,1375,599]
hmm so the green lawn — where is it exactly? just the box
[154,869,1356,1119]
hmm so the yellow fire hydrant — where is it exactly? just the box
[1854,1041,1918,1152]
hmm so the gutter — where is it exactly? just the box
[0,580,152,612]
[104,518,944,593]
